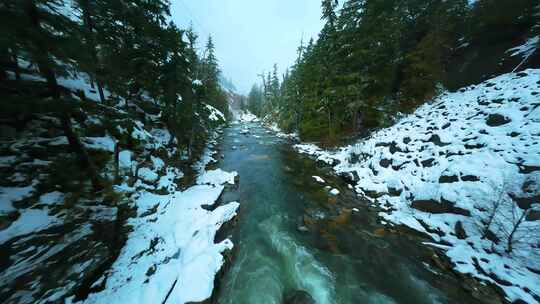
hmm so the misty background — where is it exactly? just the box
[171,0,324,93]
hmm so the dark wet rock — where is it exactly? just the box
[425,134,450,147]
[526,210,540,221]
[439,175,459,183]
[283,290,315,304]
[389,141,404,154]
[363,189,386,199]
[411,199,471,216]
[483,230,500,244]
[464,143,486,149]
[421,158,435,167]
[403,137,411,144]
[486,114,510,127]
[461,175,480,182]
[460,275,506,304]
[348,152,361,164]
[455,221,467,239]
[0,210,20,230]
[379,159,392,168]
[388,187,403,197]
[517,164,540,174]
[340,171,359,184]
[509,193,540,210]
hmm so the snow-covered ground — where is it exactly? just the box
[236,110,259,123]
[78,132,239,304]
[1,58,235,303]
[294,70,540,303]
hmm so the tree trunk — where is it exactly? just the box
[97,82,106,102]
[327,108,332,139]
[25,0,59,98]
[506,210,528,253]
[81,1,106,103]
[61,114,104,192]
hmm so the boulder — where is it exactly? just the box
[526,210,540,221]
[425,134,450,147]
[486,114,510,127]
[509,193,540,210]
[411,199,471,216]
[439,175,459,183]
[379,159,392,168]
[340,171,359,184]
[388,186,403,197]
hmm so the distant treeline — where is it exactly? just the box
[246,0,540,141]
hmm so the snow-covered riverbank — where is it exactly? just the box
[291,70,540,303]
[80,133,239,304]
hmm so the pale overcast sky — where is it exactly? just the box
[171,0,324,94]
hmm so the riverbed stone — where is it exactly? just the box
[486,114,510,127]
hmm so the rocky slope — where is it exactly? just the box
[295,69,540,303]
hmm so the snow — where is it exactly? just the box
[508,36,539,58]
[78,127,239,304]
[83,136,115,152]
[329,188,340,196]
[265,121,300,140]
[119,150,132,169]
[0,183,36,215]
[132,121,153,141]
[137,167,159,184]
[0,155,18,167]
[508,36,539,72]
[294,69,540,302]
[237,111,259,123]
[197,169,238,186]
[81,166,239,304]
[150,128,172,146]
[313,176,326,184]
[38,191,64,206]
[0,208,61,245]
[151,155,165,171]
[57,72,111,102]
[48,136,69,146]
[205,104,226,122]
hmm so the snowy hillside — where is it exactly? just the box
[295,69,540,303]
[0,68,237,303]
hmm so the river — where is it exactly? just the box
[214,121,480,304]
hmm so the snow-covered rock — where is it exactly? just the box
[312,176,326,184]
[237,111,259,123]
